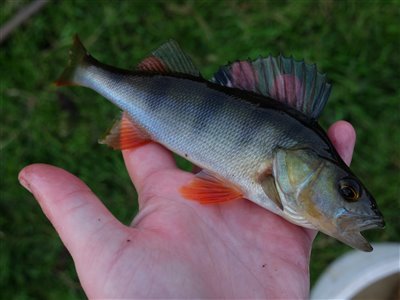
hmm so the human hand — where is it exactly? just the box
[18,120,355,298]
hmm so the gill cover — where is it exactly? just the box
[272,148,384,251]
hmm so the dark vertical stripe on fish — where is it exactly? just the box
[192,89,227,137]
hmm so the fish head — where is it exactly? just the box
[272,148,385,251]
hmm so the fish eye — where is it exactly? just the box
[338,178,361,202]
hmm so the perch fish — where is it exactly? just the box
[56,36,384,251]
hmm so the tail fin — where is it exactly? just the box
[55,35,90,86]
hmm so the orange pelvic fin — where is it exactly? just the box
[180,171,244,204]
[99,112,151,150]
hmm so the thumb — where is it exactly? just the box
[18,164,126,262]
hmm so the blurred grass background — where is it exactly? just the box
[1,0,399,298]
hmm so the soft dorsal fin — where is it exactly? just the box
[211,55,332,119]
[137,40,200,76]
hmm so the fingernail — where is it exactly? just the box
[18,172,33,193]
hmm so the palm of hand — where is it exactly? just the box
[91,167,312,298]
[19,121,355,298]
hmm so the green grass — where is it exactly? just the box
[1,0,399,298]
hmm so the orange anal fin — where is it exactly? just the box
[180,171,244,204]
[99,112,151,150]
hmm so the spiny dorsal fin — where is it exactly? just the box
[211,55,332,119]
[137,40,200,76]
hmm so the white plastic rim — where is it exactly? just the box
[310,243,400,300]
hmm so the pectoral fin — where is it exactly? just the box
[260,175,283,210]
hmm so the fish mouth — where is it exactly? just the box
[332,214,385,252]
[339,210,385,232]
[358,216,385,231]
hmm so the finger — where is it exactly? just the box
[327,120,356,166]
[18,164,125,259]
[122,142,178,193]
